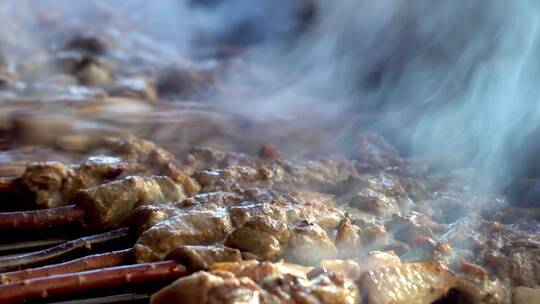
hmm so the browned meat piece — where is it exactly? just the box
[15,136,197,208]
[408,236,453,263]
[261,272,360,304]
[153,272,265,304]
[334,217,362,258]
[131,186,340,236]
[166,245,242,271]
[453,272,510,304]
[21,157,128,208]
[224,216,288,261]
[76,175,186,229]
[150,271,228,304]
[211,260,312,282]
[134,209,234,262]
[152,261,360,304]
[486,243,540,288]
[110,136,200,194]
[318,251,401,279]
[443,216,540,288]
[360,223,389,248]
[186,147,258,171]
[514,286,540,304]
[205,276,264,304]
[358,261,455,304]
[386,212,441,244]
[133,188,345,264]
[225,215,338,265]
[193,155,359,194]
[128,204,184,233]
[129,191,245,233]
[348,187,400,217]
[285,221,338,265]
[21,161,70,208]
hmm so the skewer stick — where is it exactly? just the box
[0,227,130,272]
[0,249,133,284]
[0,205,85,230]
[0,260,188,304]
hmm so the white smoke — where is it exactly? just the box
[3,0,540,188]
[208,0,540,187]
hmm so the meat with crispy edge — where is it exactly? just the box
[19,136,198,208]
[192,153,360,194]
[133,188,345,264]
[75,175,186,229]
[358,261,455,304]
[151,260,361,304]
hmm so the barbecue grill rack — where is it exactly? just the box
[0,198,188,304]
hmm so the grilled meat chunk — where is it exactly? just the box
[150,271,227,304]
[193,155,359,194]
[133,188,345,264]
[18,136,197,208]
[442,216,540,288]
[514,286,540,304]
[21,161,70,208]
[358,261,455,304]
[21,157,128,208]
[211,260,312,282]
[166,245,242,271]
[134,209,234,262]
[224,216,288,261]
[152,260,361,304]
[76,175,186,229]
[453,272,510,304]
[285,221,338,265]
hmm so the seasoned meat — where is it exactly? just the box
[193,155,359,194]
[134,209,234,262]
[150,271,228,304]
[442,216,540,288]
[133,187,346,264]
[514,286,540,304]
[318,251,401,279]
[487,243,540,287]
[453,272,510,304]
[224,216,288,261]
[151,261,361,304]
[260,272,360,304]
[76,175,186,229]
[166,245,242,271]
[358,261,455,304]
[186,147,259,171]
[17,136,198,208]
[285,221,338,265]
[21,157,128,208]
[211,260,312,283]
[335,217,362,258]
[21,161,70,208]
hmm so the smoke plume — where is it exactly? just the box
[2,0,540,189]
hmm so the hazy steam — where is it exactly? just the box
[2,0,540,188]
[204,0,540,188]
